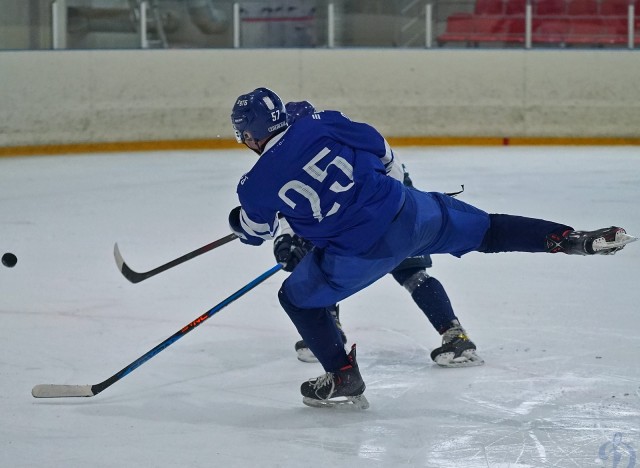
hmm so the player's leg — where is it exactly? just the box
[391,258,483,367]
[477,213,573,253]
[279,248,402,408]
[294,304,347,363]
[413,191,634,256]
[278,284,368,409]
[475,213,633,255]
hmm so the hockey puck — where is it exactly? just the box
[2,253,17,268]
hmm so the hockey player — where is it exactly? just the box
[277,100,481,369]
[228,87,636,410]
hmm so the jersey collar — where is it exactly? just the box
[262,128,289,154]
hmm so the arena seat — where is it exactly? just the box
[566,0,598,16]
[600,0,629,16]
[599,16,629,44]
[475,0,505,15]
[534,0,566,16]
[533,17,570,43]
[505,16,527,42]
[437,12,475,44]
[505,0,526,15]
[472,16,512,42]
[566,17,604,43]
[438,0,638,46]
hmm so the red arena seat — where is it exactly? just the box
[471,16,511,42]
[533,17,570,43]
[600,0,629,16]
[566,17,604,43]
[505,0,527,15]
[475,0,505,15]
[566,0,599,16]
[534,0,566,16]
[437,13,475,44]
[506,16,527,42]
[600,16,628,43]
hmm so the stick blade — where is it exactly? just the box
[113,242,125,271]
[113,243,144,284]
[32,384,95,398]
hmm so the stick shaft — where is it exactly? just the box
[32,264,283,398]
[114,233,238,283]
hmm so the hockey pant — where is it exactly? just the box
[279,188,572,372]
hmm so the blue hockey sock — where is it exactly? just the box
[278,287,349,372]
[392,268,457,334]
[478,214,573,253]
[411,276,458,334]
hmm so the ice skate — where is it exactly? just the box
[295,305,347,363]
[547,226,637,255]
[301,344,369,409]
[430,321,484,368]
[294,340,318,363]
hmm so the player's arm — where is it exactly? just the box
[228,205,278,246]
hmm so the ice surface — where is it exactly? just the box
[1,146,639,467]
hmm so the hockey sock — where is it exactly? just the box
[392,268,457,334]
[478,214,573,253]
[278,287,349,372]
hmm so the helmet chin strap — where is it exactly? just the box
[241,133,262,155]
[246,135,273,155]
[244,139,263,155]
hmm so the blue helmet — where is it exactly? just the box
[231,88,288,151]
[285,100,316,124]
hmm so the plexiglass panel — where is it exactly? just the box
[0,0,638,50]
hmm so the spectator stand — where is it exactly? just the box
[437,0,640,47]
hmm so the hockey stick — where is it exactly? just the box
[32,264,283,398]
[114,233,238,283]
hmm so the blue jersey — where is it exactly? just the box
[235,111,405,255]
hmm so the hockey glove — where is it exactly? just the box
[228,206,263,246]
[273,234,313,272]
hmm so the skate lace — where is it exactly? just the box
[311,372,335,389]
[443,327,467,344]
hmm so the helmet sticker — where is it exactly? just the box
[263,96,275,110]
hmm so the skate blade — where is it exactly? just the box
[296,348,319,363]
[433,349,485,368]
[302,394,370,410]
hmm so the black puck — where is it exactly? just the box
[2,253,17,268]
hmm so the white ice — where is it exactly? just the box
[1,146,639,468]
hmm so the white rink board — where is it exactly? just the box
[1,49,640,146]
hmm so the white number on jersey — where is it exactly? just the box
[278,147,354,222]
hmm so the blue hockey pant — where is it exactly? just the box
[279,188,571,372]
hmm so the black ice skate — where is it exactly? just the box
[301,344,369,409]
[295,305,347,363]
[546,226,637,255]
[430,321,484,368]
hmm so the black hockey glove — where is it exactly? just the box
[228,206,263,246]
[273,234,313,272]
